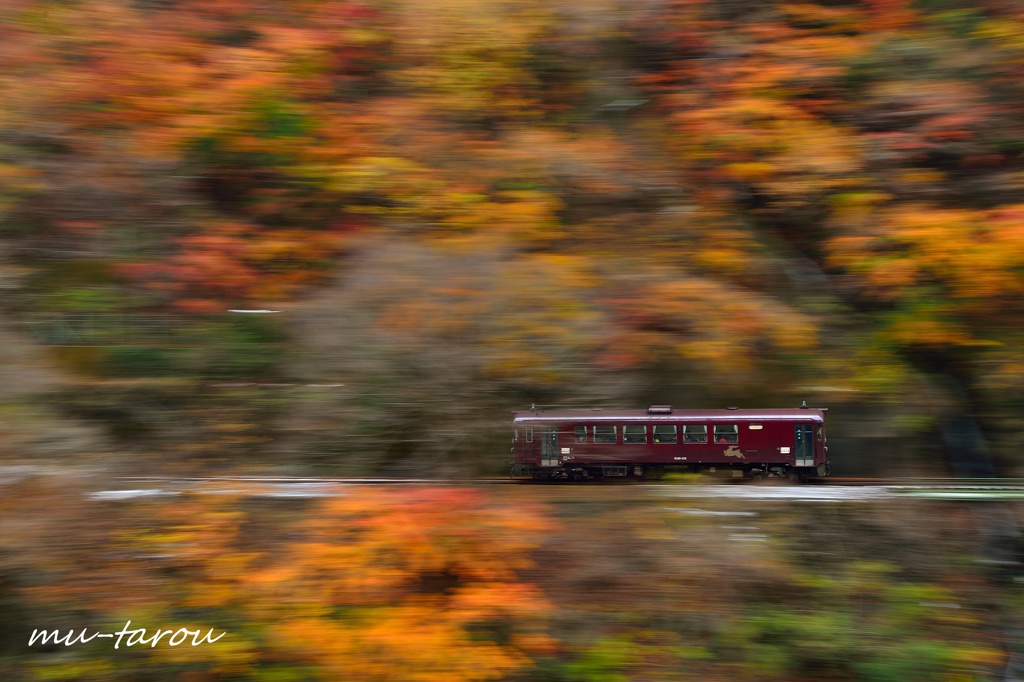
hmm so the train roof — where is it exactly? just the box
[512,407,827,422]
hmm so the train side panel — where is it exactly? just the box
[511,407,829,480]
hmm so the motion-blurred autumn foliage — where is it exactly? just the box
[2,481,1010,681]
[3,1,1024,469]
[10,485,556,681]
[6,2,1024,680]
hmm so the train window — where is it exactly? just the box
[653,424,677,444]
[714,424,738,443]
[683,425,707,443]
[594,424,616,444]
[623,424,647,444]
[575,425,588,443]
[526,427,533,442]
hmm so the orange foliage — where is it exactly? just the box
[26,487,555,681]
[826,201,1024,346]
[827,204,1024,302]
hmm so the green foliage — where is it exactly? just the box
[101,346,180,377]
[720,562,999,681]
[546,638,637,682]
[172,315,287,381]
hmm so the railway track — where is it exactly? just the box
[84,476,1024,501]
[809,477,1024,487]
[112,475,1024,486]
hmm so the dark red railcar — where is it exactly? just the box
[511,404,830,480]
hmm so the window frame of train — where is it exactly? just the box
[575,425,588,443]
[714,424,738,444]
[795,423,814,467]
[683,424,707,443]
[594,424,616,444]
[623,424,647,444]
[653,424,677,444]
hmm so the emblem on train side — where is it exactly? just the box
[723,446,745,459]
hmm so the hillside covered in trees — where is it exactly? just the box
[2,0,1024,476]
[7,3,1024,682]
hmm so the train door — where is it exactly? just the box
[794,424,814,467]
[541,427,559,467]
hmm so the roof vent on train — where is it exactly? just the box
[726,406,739,410]
[648,405,673,414]
[800,400,808,409]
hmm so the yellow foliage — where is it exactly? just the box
[722,161,776,182]
[884,317,971,346]
[390,0,554,119]
[973,19,1024,57]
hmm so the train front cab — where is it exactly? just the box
[511,420,541,478]
[512,419,580,479]
[790,416,830,478]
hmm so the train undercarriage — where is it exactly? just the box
[513,462,830,482]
